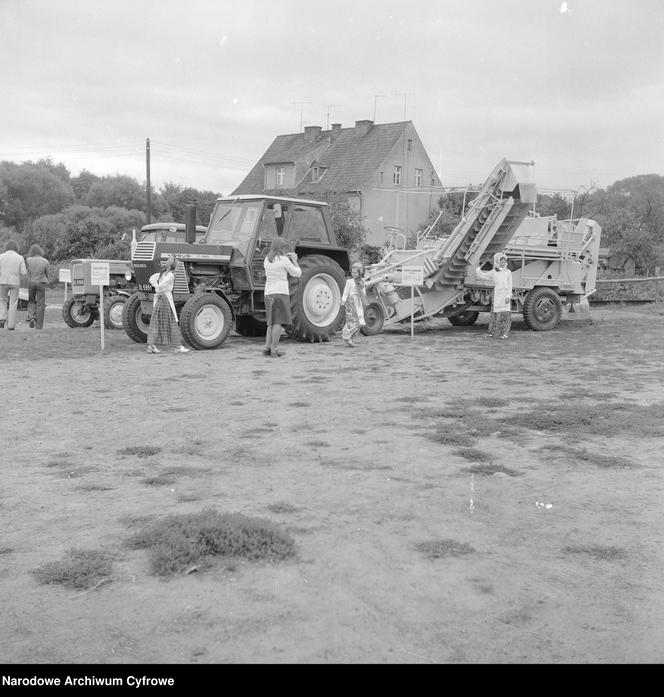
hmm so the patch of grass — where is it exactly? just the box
[288,401,311,408]
[161,465,211,477]
[425,431,477,447]
[126,509,296,576]
[395,396,421,404]
[562,544,627,561]
[32,549,113,590]
[118,446,162,458]
[541,445,637,469]
[141,475,176,486]
[267,502,298,514]
[470,396,509,408]
[415,539,475,559]
[501,401,664,438]
[172,437,207,457]
[461,463,522,477]
[306,440,330,448]
[77,483,113,492]
[453,448,492,462]
[45,459,71,468]
[0,548,14,555]
[177,493,202,503]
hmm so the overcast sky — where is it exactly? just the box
[1,0,662,196]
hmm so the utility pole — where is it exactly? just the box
[325,104,341,129]
[373,94,387,122]
[145,138,151,224]
[291,101,311,131]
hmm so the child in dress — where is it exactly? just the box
[475,252,513,339]
[146,255,190,353]
[340,262,367,347]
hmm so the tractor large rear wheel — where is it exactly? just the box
[180,293,232,350]
[103,295,126,330]
[122,292,150,343]
[62,298,95,328]
[523,287,562,331]
[288,254,345,342]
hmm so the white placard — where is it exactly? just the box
[90,262,110,286]
[59,268,71,283]
[400,265,424,286]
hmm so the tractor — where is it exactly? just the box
[123,196,351,349]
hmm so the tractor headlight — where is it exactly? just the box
[125,271,133,280]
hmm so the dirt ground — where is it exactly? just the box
[1,292,663,664]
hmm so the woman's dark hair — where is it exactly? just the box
[4,240,18,252]
[28,244,44,257]
[266,237,289,263]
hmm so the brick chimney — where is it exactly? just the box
[304,125,322,142]
[331,123,342,140]
[354,119,373,136]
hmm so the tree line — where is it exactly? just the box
[0,158,220,261]
[1,157,662,273]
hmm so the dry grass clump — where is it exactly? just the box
[32,549,112,589]
[453,447,492,462]
[562,544,627,561]
[462,463,522,477]
[118,446,162,458]
[415,539,475,559]
[126,509,296,576]
[267,502,298,514]
[425,430,477,448]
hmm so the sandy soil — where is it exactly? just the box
[1,294,663,664]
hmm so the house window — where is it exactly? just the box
[415,168,423,187]
[276,167,285,187]
[378,171,384,185]
[312,166,319,183]
[393,165,402,185]
[431,171,436,186]
[407,139,413,152]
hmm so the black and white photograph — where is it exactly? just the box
[1,0,663,667]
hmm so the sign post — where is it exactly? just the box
[90,262,110,350]
[400,265,424,340]
[59,267,71,303]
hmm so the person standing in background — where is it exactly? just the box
[146,255,190,354]
[475,252,513,339]
[25,244,52,329]
[0,240,28,330]
[340,262,368,347]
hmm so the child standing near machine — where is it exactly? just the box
[475,252,513,339]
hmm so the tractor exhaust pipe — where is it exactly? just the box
[185,204,197,244]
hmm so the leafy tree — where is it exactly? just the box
[0,160,75,230]
[71,169,102,202]
[84,175,147,211]
[316,193,368,257]
[159,182,220,226]
[537,193,572,219]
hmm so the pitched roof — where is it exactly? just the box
[232,121,412,195]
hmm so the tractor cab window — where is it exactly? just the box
[206,202,261,257]
[255,202,290,251]
[288,205,329,245]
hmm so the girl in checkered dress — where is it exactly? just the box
[146,255,190,353]
[340,262,368,347]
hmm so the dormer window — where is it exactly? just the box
[312,166,320,182]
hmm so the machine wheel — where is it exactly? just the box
[122,292,150,343]
[235,315,267,337]
[360,301,385,336]
[180,293,232,350]
[523,287,562,331]
[448,310,479,327]
[62,298,95,328]
[103,295,126,330]
[288,254,345,342]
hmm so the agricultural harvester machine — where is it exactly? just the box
[361,159,601,334]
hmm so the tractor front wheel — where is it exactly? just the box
[180,293,232,350]
[122,292,150,343]
[62,298,95,328]
[523,287,562,331]
[104,295,126,330]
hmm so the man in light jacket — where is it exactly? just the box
[0,240,28,330]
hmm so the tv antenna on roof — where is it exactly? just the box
[394,92,414,120]
[291,101,311,131]
[373,94,387,121]
[325,104,341,130]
